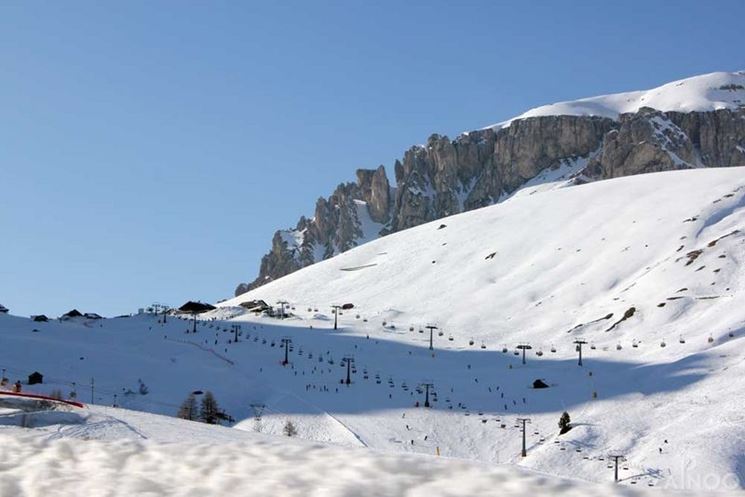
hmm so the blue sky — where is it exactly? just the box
[1,1,743,317]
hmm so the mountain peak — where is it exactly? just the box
[488,70,745,129]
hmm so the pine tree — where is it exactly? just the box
[177,393,198,421]
[558,411,571,434]
[200,391,220,424]
[283,420,298,437]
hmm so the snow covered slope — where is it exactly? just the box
[3,167,745,493]
[222,167,745,490]
[491,71,745,128]
[0,401,718,497]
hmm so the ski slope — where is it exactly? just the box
[0,400,715,497]
[488,71,745,128]
[222,167,745,490]
[1,167,745,492]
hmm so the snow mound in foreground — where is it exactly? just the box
[0,427,731,497]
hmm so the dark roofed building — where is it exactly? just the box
[178,301,216,314]
[62,309,83,319]
[83,313,103,320]
[239,300,270,313]
[0,304,8,314]
[31,315,49,322]
[28,371,43,385]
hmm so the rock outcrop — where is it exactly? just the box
[235,107,745,296]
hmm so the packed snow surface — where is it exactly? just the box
[0,402,726,496]
[2,168,745,494]
[489,71,745,128]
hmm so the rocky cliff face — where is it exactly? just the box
[236,107,745,295]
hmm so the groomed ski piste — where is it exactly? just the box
[2,167,745,494]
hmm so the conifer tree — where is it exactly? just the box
[283,420,298,437]
[200,391,220,424]
[177,393,198,421]
[558,411,571,434]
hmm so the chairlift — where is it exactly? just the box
[536,349,543,356]
[590,343,597,350]
[616,343,622,350]
[448,335,454,341]
[660,340,666,348]
[708,335,714,343]
[502,346,508,353]
[469,339,475,346]
[409,326,415,332]
[632,340,638,348]
[550,345,556,353]
[438,330,444,336]
[480,342,486,349]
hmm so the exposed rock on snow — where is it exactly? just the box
[236,71,745,295]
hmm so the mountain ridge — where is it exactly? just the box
[235,71,745,296]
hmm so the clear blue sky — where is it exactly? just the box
[1,1,743,317]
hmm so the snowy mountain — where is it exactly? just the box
[236,70,745,295]
[2,167,743,492]
[222,166,745,490]
[492,71,745,127]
